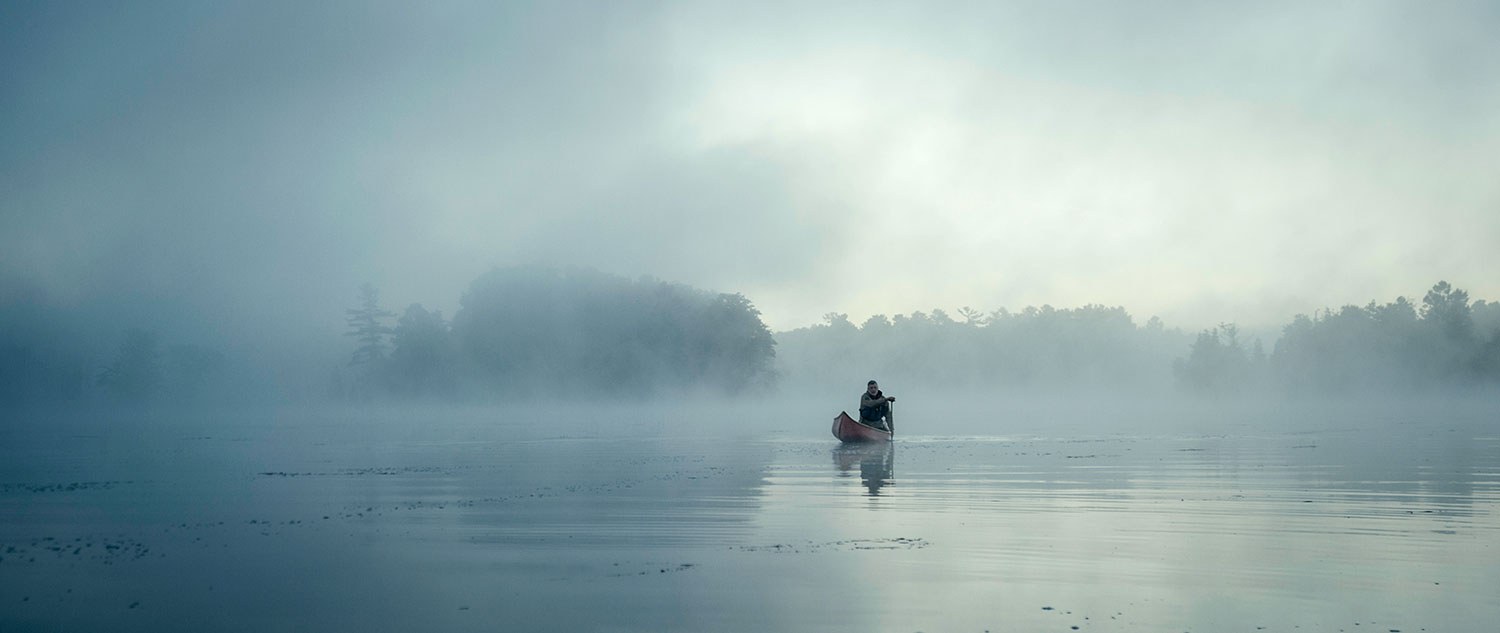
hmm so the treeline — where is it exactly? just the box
[776,281,1500,396]
[1176,282,1500,394]
[337,267,777,399]
[0,327,230,406]
[775,304,1191,394]
[4,275,1493,408]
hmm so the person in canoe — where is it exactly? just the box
[860,380,895,431]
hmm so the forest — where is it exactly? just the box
[775,281,1500,397]
[337,267,777,399]
[775,304,1190,395]
[2,275,1496,407]
[1176,282,1500,394]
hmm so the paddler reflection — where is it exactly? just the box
[832,442,895,495]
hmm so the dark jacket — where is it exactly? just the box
[859,390,889,421]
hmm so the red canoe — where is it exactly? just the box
[833,411,892,443]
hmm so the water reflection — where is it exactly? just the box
[5,409,1499,633]
[832,442,894,495]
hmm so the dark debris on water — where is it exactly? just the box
[735,537,929,554]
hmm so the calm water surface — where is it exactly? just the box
[1,406,1496,632]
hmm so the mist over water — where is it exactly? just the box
[3,401,1496,632]
[5,1,1500,631]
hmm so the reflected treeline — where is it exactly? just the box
[337,267,777,399]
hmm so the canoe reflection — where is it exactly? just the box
[832,442,895,496]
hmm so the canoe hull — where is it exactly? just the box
[833,411,892,443]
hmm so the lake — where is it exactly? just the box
[2,399,1496,632]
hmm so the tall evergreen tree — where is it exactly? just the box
[346,283,394,367]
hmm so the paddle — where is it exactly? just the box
[887,400,895,436]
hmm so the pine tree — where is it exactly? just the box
[346,283,394,367]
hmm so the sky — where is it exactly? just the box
[3,0,1499,357]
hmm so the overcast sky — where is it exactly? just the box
[4,0,1498,351]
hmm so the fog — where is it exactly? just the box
[5,1,1500,404]
[4,2,1500,632]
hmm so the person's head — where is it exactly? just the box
[867,380,879,394]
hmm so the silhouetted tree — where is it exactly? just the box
[1417,281,1476,379]
[861,314,892,331]
[1422,281,1474,342]
[1271,282,1496,392]
[823,313,855,331]
[346,283,394,367]
[956,306,985,326]
[1174,323,1264,394]
[695,293,778,393]
[1472,300,1500,379]
[388,303,455,396]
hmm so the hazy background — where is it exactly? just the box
[3,0,1499,405]
[4,7,1500,631]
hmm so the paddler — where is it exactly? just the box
[859,380,895,431]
